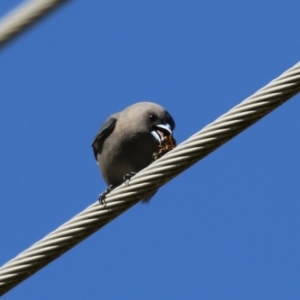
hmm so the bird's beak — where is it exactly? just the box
[151,124,174,144]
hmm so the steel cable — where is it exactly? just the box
[0,61,300,296]
[0,0,69,48]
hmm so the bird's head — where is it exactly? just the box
[122,102,176,145]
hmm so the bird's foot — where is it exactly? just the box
[123,172,136,185]
[98,185,115,205]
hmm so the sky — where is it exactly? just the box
[0,1,300,299]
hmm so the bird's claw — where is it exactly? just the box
[98,185,115,205]
[123,172,136,185]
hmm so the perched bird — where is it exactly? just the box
[92,102,176,203]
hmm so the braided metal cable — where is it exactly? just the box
[0,61,300,296]
[0,0,69,48]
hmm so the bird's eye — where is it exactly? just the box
[149,114,157,122]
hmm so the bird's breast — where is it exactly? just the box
[98,132,159,186]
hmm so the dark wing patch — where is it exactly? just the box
[92,117,117,159]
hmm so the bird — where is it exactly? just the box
[92,102,176,204]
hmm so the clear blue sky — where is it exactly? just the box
[1,1,300,299]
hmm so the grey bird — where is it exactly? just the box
[92,102,176,203]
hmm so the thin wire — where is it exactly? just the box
[0,61,299,296]
[0,0,70,48]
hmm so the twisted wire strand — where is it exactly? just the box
[1,61,300,296]
[0,0,69,48]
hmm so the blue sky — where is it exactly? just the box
[1,1,300,299]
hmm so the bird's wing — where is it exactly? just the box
[92,117,117,159]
